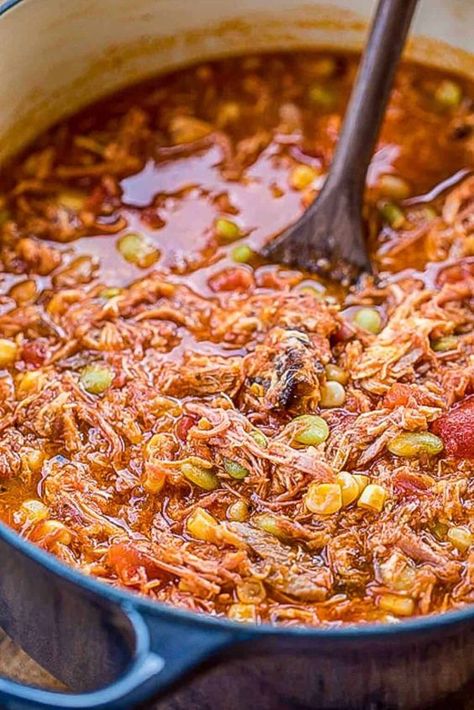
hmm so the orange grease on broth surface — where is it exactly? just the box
[0,52,473,626]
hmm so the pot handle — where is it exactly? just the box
[0,603,241,709]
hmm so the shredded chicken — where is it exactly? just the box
[0,51,473,627]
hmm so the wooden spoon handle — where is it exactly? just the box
[326,0,418,195]
[261,0,419,281]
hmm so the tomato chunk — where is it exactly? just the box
[208,267,254,292]
[107,543,161,582]
[176,415,196,441]
[256,268,301,290]
[392,469,433,495]
[22,340,48,368]
[437,259,474,286]
[383,383,432,409]
[432,396,474,459]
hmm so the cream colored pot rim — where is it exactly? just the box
[0,0,473,162]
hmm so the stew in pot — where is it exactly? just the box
[0,52,473,626]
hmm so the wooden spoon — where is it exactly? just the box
[261,0,419,284]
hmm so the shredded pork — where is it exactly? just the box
[0,51,473,626]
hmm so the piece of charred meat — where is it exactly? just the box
[244,327,325,411]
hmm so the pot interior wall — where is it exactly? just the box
[0,0,473,163]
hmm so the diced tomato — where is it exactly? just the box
[383,384,412,408]
[392,469,433,495]
[22,340,48,367]
[331,321,354,343]
[208,267,255,293]
[383,383,432,409]
[432,395,474,459]
[256,268,301,290]
[107,543,161,582]
[176,415,196,441]
[437,259,474,286]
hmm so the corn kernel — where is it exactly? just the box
[18,499,49,525]
[123,419,142,445]
[434,80,462,108]
[9,279,37,305]
[447,526,472,552]
[186,507,219,542]
[143,469,166,494]
[289,165,318,191]
[57,190,85,211]
[177,579,194,593]
[336,472,360,507]
[23,449,45,474]
[197,417,212,430]
[0,339,17,367]
[304,483,342,515]
[353,474,369,494]
[228,603,257,623]
[236,579,266,604]
[143,437,168,492]
[462,236,474,256]
[378,174,411,200]
[357,483,387,513]
[249,382,265,397]
[186,508,241,547]
[145,433,171,456]
[16,371,44,398]
[39,520,72,546]
[217,101,241,126]
[431,521,449,541]
[309,56,337,78]
[420,206,438,221]
[169,116,213,144]
[378,593,415,617]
